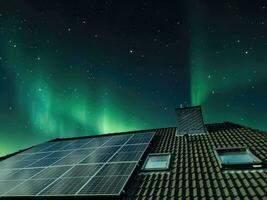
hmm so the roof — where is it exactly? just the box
[123,122,267,200]
[0,121,266,199]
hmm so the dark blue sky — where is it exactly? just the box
[0,0,266,156]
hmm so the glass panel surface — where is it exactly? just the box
[219,151,258,164]
[144,154,170,170]
[0,131,155,197]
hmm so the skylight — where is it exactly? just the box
[214,147,263,169]
[142,153,171,171]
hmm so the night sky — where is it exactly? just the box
[0,0,267,156]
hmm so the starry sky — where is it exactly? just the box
[0,0,267,156]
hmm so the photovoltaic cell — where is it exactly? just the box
[53,149,95,166]
[46,150,72,158]
[109,151,143,162]
[0,159,37,169]
[103,135,131,146]
[79,152,113,164]
[40,177,90,195]
[32,166,71,179]
[4,154,32,162]
[81,137,110,148]
[93,146,120,155]
[38,142,74,152]
[126,133,154,144]
[22,152,52,160]
[59,139,92,150]
[78,176,128,195]
[119,144,147,152]
[0,180,22,195]
[63,164,102,178]
[28,158,61,168]
[0,131,155,197]
[3,168,44,180]
[21,143,56,154]
[0,170,19,180]
[96,163,136,176]
[6,179,55,196]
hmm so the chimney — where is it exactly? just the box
[175,105,206,135]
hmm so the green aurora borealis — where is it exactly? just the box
[189,1,267,128]
[0,1,267,156]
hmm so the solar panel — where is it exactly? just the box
[32,166,71,179]
[52,149,95,166]
[119,144,147,152]
[0,131,155,197]
[0,170,19,180]
[2,168,44,180]
[109,151,143,162]
[27,158,61,168]
[40,177,90,195]
[63,164,102,178]
[0,159,37,169]
[23,152,52,160]
[79,152,113,164]
[78,176,128,195]
[59,139,92,150]
[0,180,22,195]
[6,179,55,196]
[96,162,136,176]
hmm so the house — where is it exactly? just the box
[0,106,266,199]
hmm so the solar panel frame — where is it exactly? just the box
[0,131,155,197]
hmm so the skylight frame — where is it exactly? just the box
[214,147,263,170]
[141,153,171,171]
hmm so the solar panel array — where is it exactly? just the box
[0,132,155,197]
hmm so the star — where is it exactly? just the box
[37,56,41,61]
[130,49,134,54]
[237,39,240,43]
[245,51,248,54]
[13,44,17,48]
[207,74,211,78]
[67,27,71,32]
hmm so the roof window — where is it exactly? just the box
[142,153,171,171]
[214,147,263,169]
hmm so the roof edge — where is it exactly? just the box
[0,126,178,161]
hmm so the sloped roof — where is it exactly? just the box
[0,123,266,199]
[123,122,267,200]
